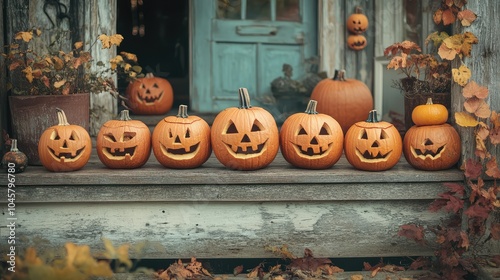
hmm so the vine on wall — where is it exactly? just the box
[398,0,500,279]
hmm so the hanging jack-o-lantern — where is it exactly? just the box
[152,104,211,169]
[38,108,92,172]
[344,110,402,171]
[346,6,369,34]
[211,88,279,171]
[310,69,373,134]
[280,100,344,169]
[97,110,151,169]
[125,73,174,115]
[347,34,367,51]
[403,123,460,171]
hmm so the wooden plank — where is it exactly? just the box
[373,0,404,57]
[0,200,446,259]
[2,153,464,186]
[318,0,344,78]
[0,0,5,158]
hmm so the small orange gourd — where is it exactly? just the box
[152,104,211,169]
[310,70,373,134]
[211,88,279,171]
[411,98,448,126]
[280,100,344,169]
[344,110,402,171]
[38,108,92,172]
[97,110,151,169]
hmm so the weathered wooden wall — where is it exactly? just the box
[452,0,500,161]
[0,0,6,157]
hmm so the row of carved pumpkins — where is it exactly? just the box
[37,87,460,172]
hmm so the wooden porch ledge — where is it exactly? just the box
[1,151,469,260]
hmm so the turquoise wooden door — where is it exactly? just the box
[192,0,317,113]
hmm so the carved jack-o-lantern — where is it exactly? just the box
[280,100,344,169]
[211,88,279,170]
[403,124,460,171]
[125,73,174,115]
[346,7,369,34]
[38,108,91,172]
[152,105,211,169]
[347,34,367,51]
[344,110,402,171]
[97,110,151,169]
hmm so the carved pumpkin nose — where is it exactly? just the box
[241,134,251,143]
[371,141,379,148]
[424,139,433,146]
[146,89,150,94]
[62,140,68,148]
[310,137,318,145]
[175,136,181,143]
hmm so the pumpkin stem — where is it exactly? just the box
[426,98,434,105]
[305,100,318,114]
[10,139,19,152]
[354,5,363,14]
[366,110,380,123]
[56,108,70,126]
[119,110,133,121]
[145,73,154,78]
[177,105,189,118]
[332,70,346,81]
[238,88,252,109]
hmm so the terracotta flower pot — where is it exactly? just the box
[8,93,90,165]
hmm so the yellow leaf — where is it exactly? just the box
[54,80,66,89]
[438,43,457,60]
[452,65,471,86]
[74,41,84,50]
[22,66,34,83]
[15,31,33,42]
[455,111,478,127]
[52,56,64,70]
[116,244,132,268]
[98,34,111,49]
[109,34,124,46]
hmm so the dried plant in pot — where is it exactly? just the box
[384,40,452,131]
[3,28,143,164]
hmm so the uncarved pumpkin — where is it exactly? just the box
[38,108,91,172]
[211,88,279,170]
[125,73,174,115]
[97,110,151,169]
[344,110,402,171]
[411,98,449,126]
[280,100,344,169]
[403,123,460,171]
[152,104,211,169]
[310,69,373,134]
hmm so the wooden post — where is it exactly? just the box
[452,0,500,162]
[0,0,6,156]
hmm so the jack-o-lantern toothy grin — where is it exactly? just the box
[356,148,392,162]
[137,86,163,104]
[48,146,86,162]
[100,132,138,160]
[294,142,333,157]
[411,139,446,159]
[160,141,201,160]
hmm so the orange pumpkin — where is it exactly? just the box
[403,124,460,171]
[280,100,344,169]
[152,104,211,169]
[411,98,448,126]
[346,7,369,34]
[211,88,279,170]
[347,34,367,50]
[344,110,402,171]
[310,69,373,134]
[38,108,91,172]
[125,73,174,115]
[97,110,151,169]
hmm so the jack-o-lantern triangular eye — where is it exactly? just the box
[298,126,307,135]
[169,129,173,138]
[360,129,368,139]
[380,130,389,140]
[104,133,117,142]
[226,122,238,134]
[251,120,263,132]
[153,83,159,88]
[320,124,330,135]
[123,132,136,141]
[185,129,191,138]
[52,131,60,140]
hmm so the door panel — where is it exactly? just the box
[192,0,317,113]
